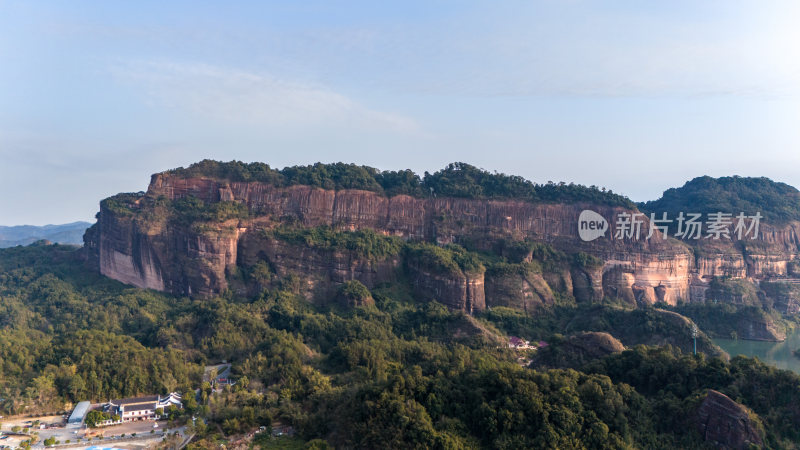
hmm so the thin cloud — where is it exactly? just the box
[110,60,420,133]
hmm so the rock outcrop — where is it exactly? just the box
[484,269,555,312]
[236,231,401,303]
[90,199,244,298]
[737,316,786,342]
[531,331,625,369]
[405,259,486,314]
[569,331,626,356]
[85,169,800,317]
[694,390,764,449]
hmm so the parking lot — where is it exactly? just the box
[1,416,170,449]
[0,415,66,448]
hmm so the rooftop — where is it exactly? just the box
[124,403,156,412]
[110,395,159,406]
[68,401,91,423]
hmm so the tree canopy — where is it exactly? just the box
[165,160,635,207]
[640,175,800,224]
[2,243,799,448]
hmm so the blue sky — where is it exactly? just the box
[1,1,799,225]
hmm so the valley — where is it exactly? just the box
[3,161,800,449]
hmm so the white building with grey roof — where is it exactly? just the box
[105,392,182,422]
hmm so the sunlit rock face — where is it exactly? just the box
[85,172,800,314]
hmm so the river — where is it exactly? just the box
[713,327,800,374]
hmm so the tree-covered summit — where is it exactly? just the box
[640,175,800,223]
[166,160,636,207]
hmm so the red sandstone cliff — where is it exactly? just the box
[85,173,800,318]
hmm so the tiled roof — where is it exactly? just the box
[111,395,158,405]
[124,403,156,412]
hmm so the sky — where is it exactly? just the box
[1,1,799,225]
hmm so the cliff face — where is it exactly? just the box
[405,260,486,314]
[236,231,401,302]
[86,173,800,316]
[484,270,556,312]
[143,174,694,300]
[89,201,244,298]
[739,318,786,341]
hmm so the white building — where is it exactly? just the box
[106,392,182,422]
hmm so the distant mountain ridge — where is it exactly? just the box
[0,221,92,248]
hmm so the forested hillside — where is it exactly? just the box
[166,160,635,207]
[640,175,800,223]
[2,243,799,448]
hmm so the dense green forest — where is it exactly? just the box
[166,160,636,207]
[2,243,799,448]
[640,175,800,224]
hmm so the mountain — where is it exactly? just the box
[5,237,797,448]
[84,161,691,308]
[0,221,92,248]
[4,162,800,448]
[640,175,800,224]
[81,161,800,346]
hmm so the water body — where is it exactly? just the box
[714,328,800,374]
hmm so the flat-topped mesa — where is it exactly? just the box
[147,173,679,246]
[83,171,691,309]
[88,165,800,313]
[158,174,691,296]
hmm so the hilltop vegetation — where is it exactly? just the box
[640,175,800,224]
[166,160,636,207]
[267,225,404,260]
[2,243,800,448]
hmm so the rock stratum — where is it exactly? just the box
[84,163,800,325]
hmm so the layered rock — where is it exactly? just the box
[236,230,401,302]
[142,175,694,299]
[87,171,800,316]
[484,269,555,312]
[335,281,375,308]
[87,200,244,298]
[761,281,800,314]
[737,317,786,341]
[405,259,486,314]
